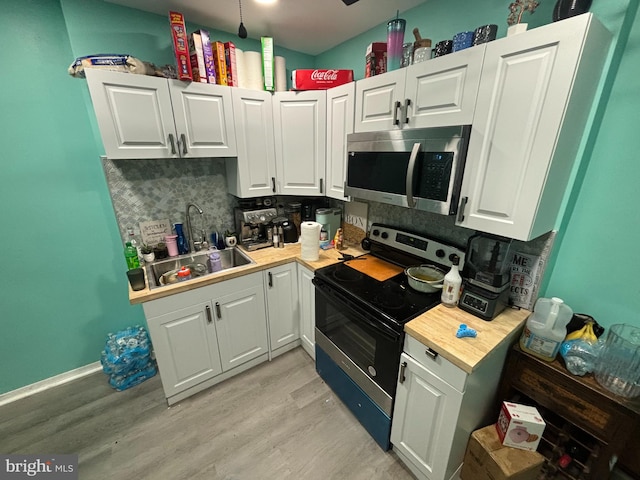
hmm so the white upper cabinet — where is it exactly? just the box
[226,88,278,198]
[168,80,237,158]
[273,91,327,196]
[354,46,485,133]
[456,14,611,240]
[326,83,355,201]
[85,69,236,159]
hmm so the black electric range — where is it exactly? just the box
[313,223,466,450]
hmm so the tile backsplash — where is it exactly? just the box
[102,157,237,243]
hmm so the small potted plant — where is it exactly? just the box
[507,0,540,35]
[153,242,169,260]
[141,244,155,263]
[224,230,238,248]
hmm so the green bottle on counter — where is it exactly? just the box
[124,241,140,270]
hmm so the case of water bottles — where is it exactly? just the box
[100,325,156,391]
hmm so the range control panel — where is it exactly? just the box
[368,223,466,270]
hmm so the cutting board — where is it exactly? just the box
[345,255,404,281]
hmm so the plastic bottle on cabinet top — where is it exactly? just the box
[441,256,462,307]
[520,297,573,362]
[124,242,140,270]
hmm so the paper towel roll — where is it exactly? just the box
[275,56,287,92]
[300,221,322,261]
[235,49,247,89]
[243,51,263,91]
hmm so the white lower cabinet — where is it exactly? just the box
[144,272,268,405]
[391,334,513,480]
[297,264,316,359]
[264,263,300,356]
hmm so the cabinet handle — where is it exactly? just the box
[215,302,222,319]
[457,196,468,222]
[271,177,276,193]
[405,142,421,209]
[319,178,324,194]
[168,134,177,155]
[268,272,273,288]
[344,181,348,198]
[425,347,438,360]
[393,101,401,126]
[404,99,411,124]
[205,305,213,324]
[180,133,188,155]
[399,361,407,383]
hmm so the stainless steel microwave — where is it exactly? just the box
[345,126,471,215]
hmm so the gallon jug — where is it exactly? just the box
[520,297,573,362]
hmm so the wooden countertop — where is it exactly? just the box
[405,305,531,374]
[129,243,364,304]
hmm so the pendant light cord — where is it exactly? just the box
[239,0,243,24]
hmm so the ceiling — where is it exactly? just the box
[105,0,427,56]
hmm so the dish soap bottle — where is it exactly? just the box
[441,256,462,307]
[124,241,140,270]
[520,297,573,361]
[174,223,189,254]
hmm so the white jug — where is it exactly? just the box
[300,221,322,261]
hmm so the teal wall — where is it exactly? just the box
[0,0,314,395]
[317,0,640,330]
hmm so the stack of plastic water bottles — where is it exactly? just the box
[100,326,156,391]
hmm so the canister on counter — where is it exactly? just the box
[285,202,302,236]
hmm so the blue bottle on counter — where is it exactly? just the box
[175,223,189,254]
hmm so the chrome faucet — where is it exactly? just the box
[185,202,204,253]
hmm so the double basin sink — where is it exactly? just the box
[145,247,255,290]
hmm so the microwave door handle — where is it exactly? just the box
[406,142,421,209]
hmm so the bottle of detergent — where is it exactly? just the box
[520,297,573,362]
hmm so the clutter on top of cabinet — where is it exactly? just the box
[387,16,406,71]
[169,11,192,80]
[291,69,354,90]
[365,42,387,77]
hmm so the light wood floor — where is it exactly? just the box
[0,348,415,479]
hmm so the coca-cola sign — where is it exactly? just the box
[310,69,339,81]
[292,69,354,90]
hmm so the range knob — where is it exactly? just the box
[259,215,266,222]
[436,249,446,258]
[381,231,389,239]
[372,229,380,237]
[449,253,460,262]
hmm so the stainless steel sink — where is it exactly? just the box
[145,248,255,289]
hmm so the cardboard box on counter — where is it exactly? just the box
[496,402,546,452]
[291,69,354,90]
[169,11,192,80]
[461,425,545,480]
[365,42,387,78]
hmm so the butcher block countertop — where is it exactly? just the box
[405,305,531,374]
[129,243,364,304]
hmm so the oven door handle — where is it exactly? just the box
[313,278,401,341]
[405,142,421,209]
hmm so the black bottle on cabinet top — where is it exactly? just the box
[553,0,592,21]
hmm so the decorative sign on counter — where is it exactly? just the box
[343,201,368,247]
[509,252,544,310]
[140,219,171,246]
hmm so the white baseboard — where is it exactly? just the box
[0,362,103,407]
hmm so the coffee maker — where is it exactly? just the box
[235,207,277,251]
[459,234,514,320]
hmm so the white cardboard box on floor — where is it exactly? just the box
[496,402,546,451]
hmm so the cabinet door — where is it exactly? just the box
[273,91,326,196]
[168,80,237,158]
[85,69,177,159]
[457,14,610,240]
[404,45,484,129]
[326,83,355,201]
[354,69,406,133]
[265,263,299,351]
[297,264,316,359]
[214,285,269,372]
[146,302,222,398]
[391,353,463,480]
[226,88,278,197]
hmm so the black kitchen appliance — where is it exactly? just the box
[459,233,513,320]
[313,223,466,450]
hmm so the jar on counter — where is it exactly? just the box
[285,202,302,236]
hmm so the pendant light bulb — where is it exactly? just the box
[238,0,248,38]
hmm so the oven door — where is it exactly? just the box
[313,278,403,415]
